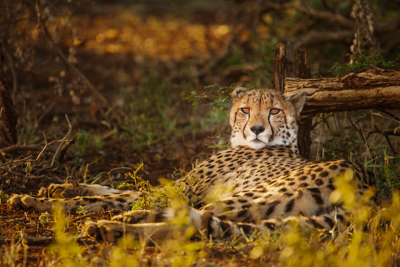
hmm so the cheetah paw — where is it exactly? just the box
[7,194,53,212]
[7,194,24,210]
[111,210,160,223]
[38,183,79,198]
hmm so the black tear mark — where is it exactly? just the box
[268,113,274,141]
[242,115,249,140]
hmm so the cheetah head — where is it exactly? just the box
[229,87,306,150]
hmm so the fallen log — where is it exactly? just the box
[284,68,400,115]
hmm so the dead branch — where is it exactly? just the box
[364,127,400,138]
[0,144,58,154]
[296,45,313,156]
[0,117,72,182]
[292,30,353,49]
[1,169,38,177]
[284,68,400,115]
[0,235,54,245]
[363,126,399,155]
[1,115,72,168]
[262,1,400,33]
[51,115,72,166]
[273,43,287,93]
[374,109,400,123]
[260,1,400,50]
[0,155,33,166]
[32,165,58,175]
[285,42,295,78]
[298,45,311,79]
[13,219,54,234]
[260,1,354,29]
[348,117,368,153]
[0,174,55,180]
[384,135,398,155]
[57,137,75,163]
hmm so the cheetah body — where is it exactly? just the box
[7,88,376,240]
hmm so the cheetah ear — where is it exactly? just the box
[285,91,306,116]
[231,87,248,103]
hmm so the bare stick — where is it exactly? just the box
[384,135,398,155]
[0,144,58,154]
[57,137,75,162]
[362,126,400,155]
[0,155,32,166]
[360,116,400,158]
[372,110,400,123]
[0,174,56,181]
[51,115,72,166]
[358,123,371,160]
[13,219,54,234]
[0,235,55,245]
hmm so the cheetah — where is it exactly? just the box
[7,87,376,242]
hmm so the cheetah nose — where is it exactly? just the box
[250,125,265,135]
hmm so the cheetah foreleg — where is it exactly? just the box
[111,210,164,224]
[260,209,350,232]
[84,220,170,243]
[188,208,259,239]
[7,191,141,213]
[37,183,122,198]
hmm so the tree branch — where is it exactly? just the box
[292,30,353,48]
[260,1,354,29]
[362,126,399,155]
[375,109,400,123]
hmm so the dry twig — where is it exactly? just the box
[51,115,72,166]
[0,235,55,245]
[0,144,58,154]
[13,219,54,234]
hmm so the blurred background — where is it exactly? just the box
[0,0,399,188]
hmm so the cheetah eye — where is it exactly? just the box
[240,108,250,114]
[270,108,280,115]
